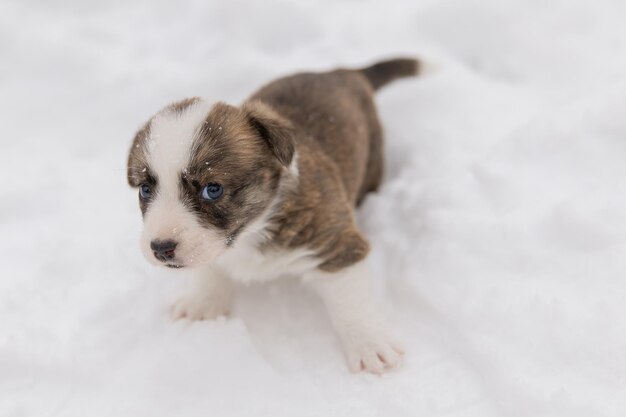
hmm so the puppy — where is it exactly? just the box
[127,58,420,373]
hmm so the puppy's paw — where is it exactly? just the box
[343,333,404,374]
[170,295,231,321]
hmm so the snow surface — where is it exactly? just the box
[2,0,626,416]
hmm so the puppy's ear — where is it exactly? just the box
[127,121,151,187]
[242,100,295,167]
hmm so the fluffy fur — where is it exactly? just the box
[127,58,421,373]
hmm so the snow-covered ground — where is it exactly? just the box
[2,0,626,415]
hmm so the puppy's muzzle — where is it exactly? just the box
[150,239,178,263]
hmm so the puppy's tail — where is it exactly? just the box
[359,57,426,91]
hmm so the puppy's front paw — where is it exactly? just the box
[343,333,404,374]
[170,295,231,321]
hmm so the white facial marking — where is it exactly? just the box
[148,100,212,200]
[141,99,226,268]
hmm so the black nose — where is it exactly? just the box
[150,239,178,262]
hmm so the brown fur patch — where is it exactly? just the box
[127,121,151,187]
[242,101,296,167]
[168,96,201,114]
[183,102,287,241]
[249,69,383,205]
[247,67,392,270]
[265,138,370,272]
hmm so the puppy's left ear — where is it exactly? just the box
[242,100,295,167]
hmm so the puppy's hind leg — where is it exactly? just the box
[170,265,234,321]
[306,260,403,374]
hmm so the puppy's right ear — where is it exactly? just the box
[242,100,295,167]
[127,122,150,187]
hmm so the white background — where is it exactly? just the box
[1,0,626,416]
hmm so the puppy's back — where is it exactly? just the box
[248,58,418,203]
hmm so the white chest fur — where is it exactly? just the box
[215,241,320,284]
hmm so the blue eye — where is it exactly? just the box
[201,183,223,201]
[139,184,152,200]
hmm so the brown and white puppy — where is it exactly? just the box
[127,58,420,373]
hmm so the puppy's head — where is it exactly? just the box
[127,98,294,269]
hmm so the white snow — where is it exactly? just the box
[2,0,626,416]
